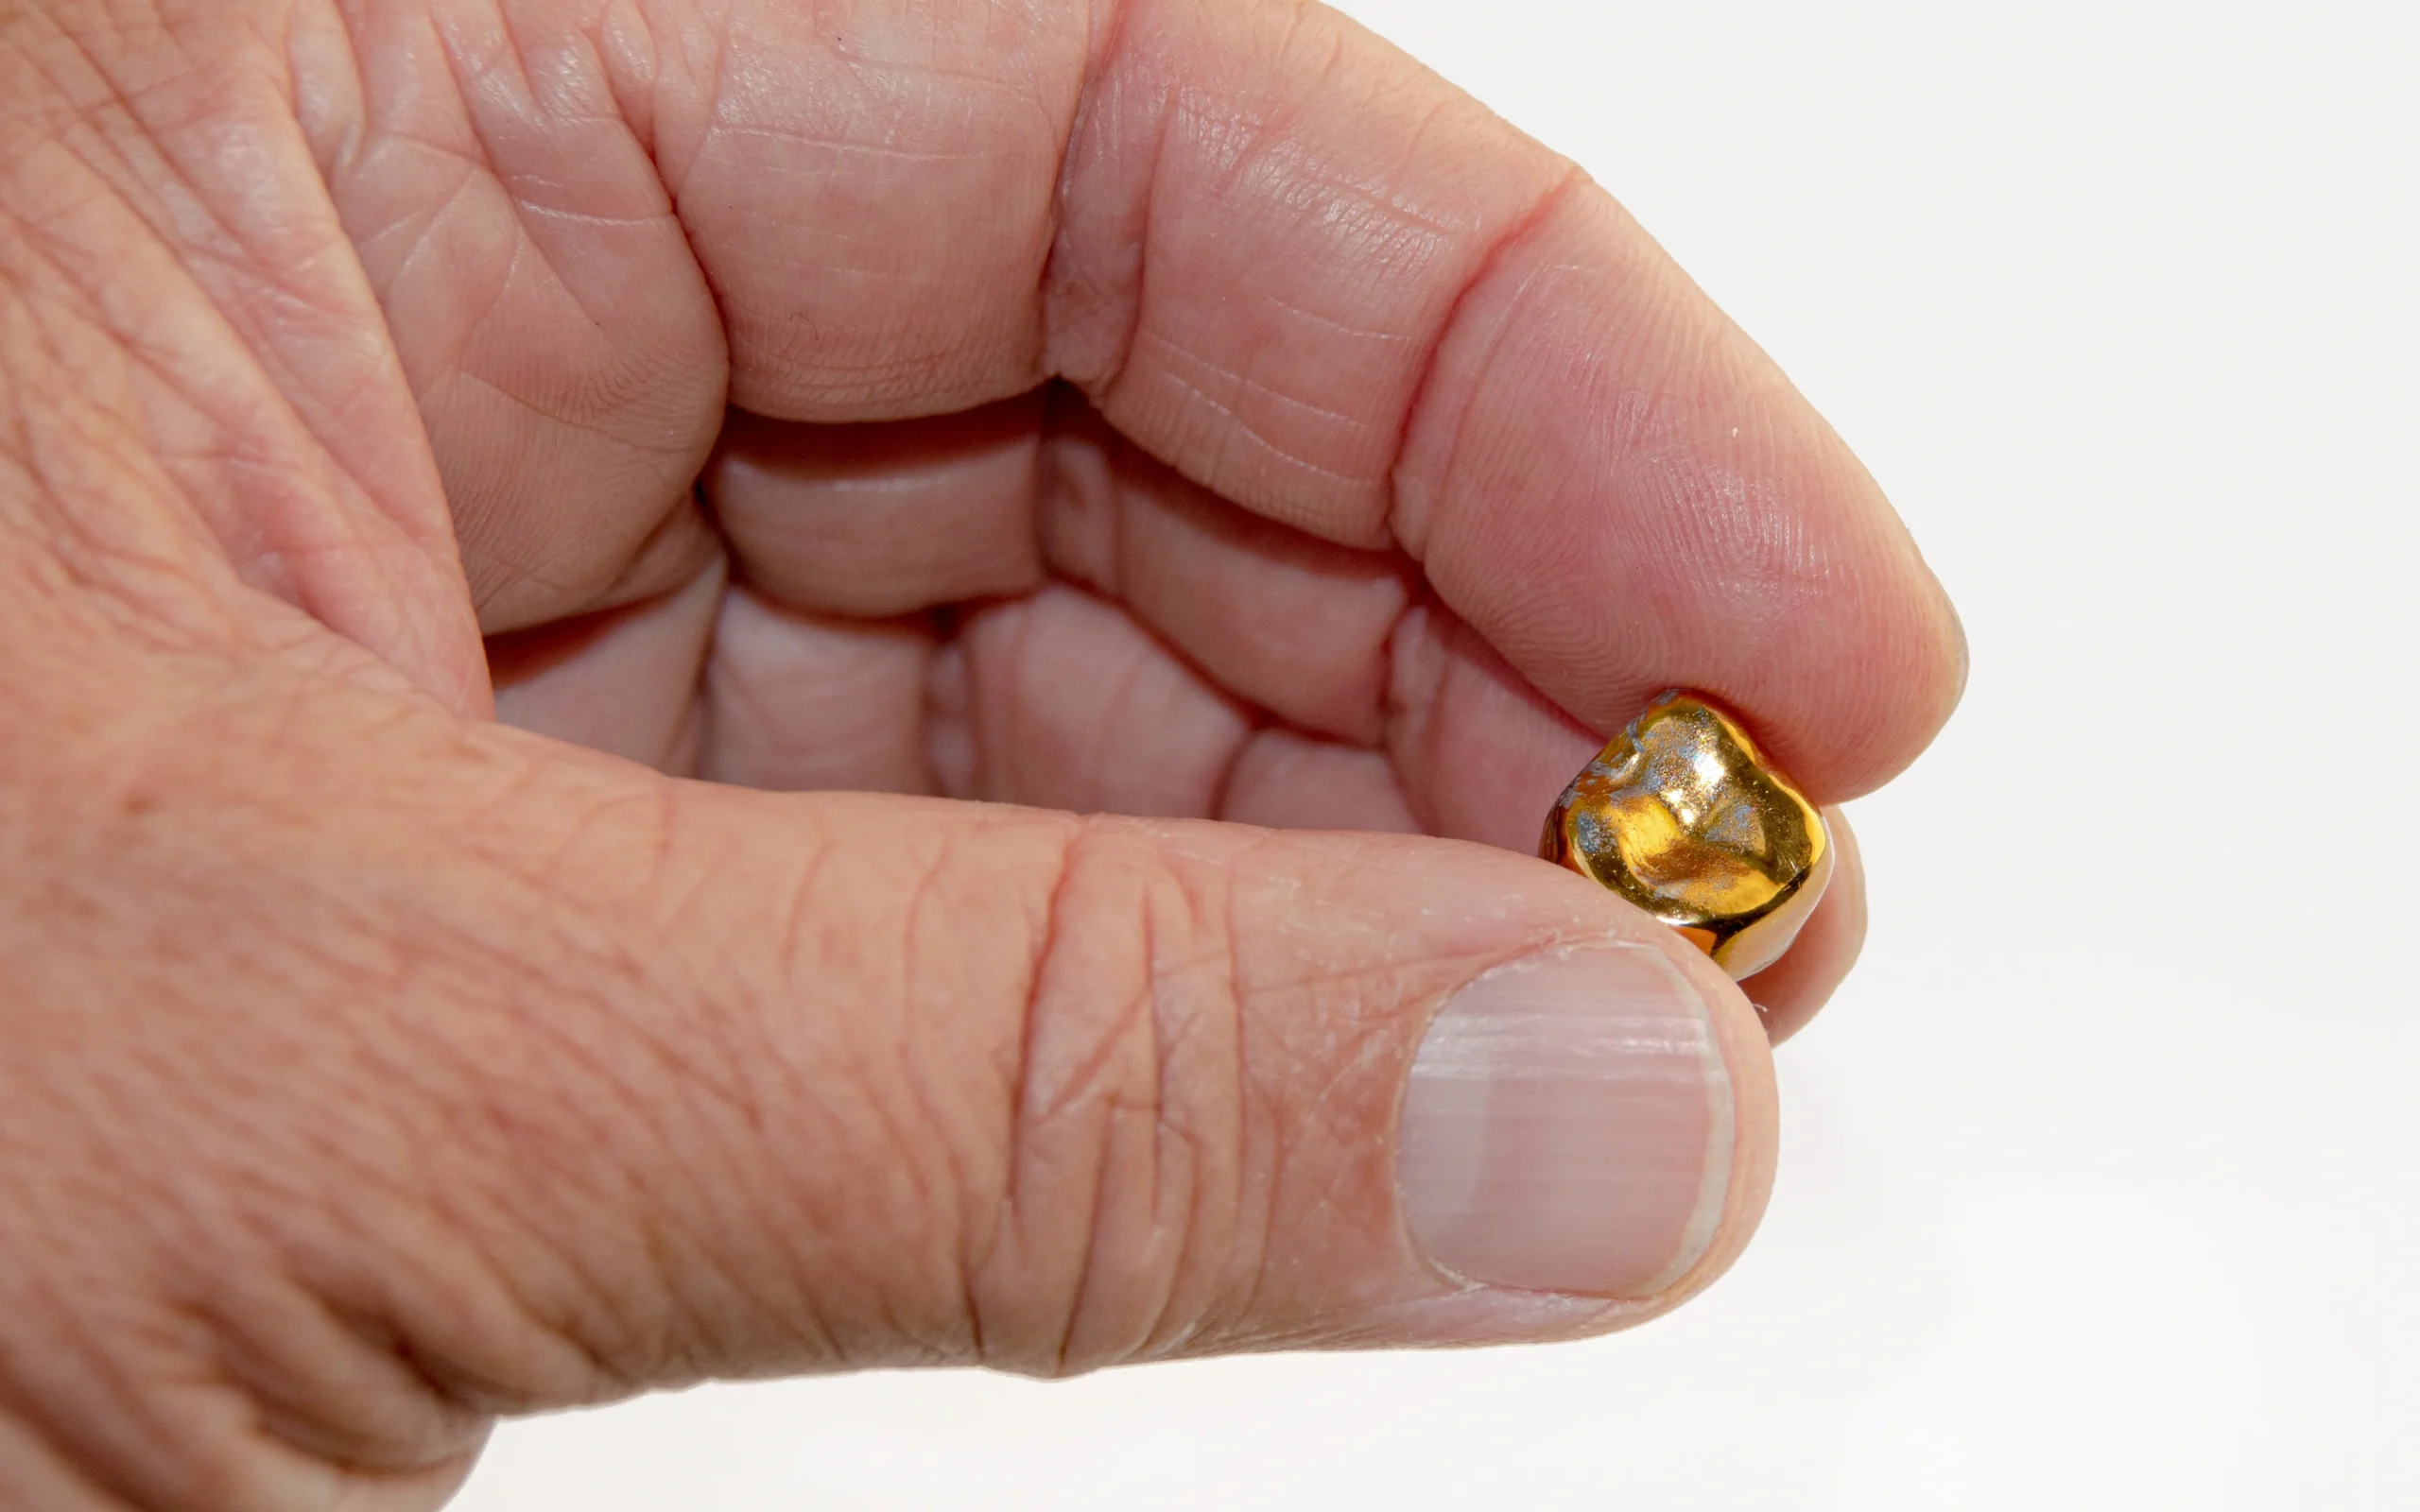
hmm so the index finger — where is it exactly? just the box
[1052,6,1962,798]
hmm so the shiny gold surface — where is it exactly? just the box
[1541,692,1831,980]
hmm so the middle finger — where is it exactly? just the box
[705,387,1413,749]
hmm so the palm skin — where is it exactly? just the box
[0,0,1959,1505]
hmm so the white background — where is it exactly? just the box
[456,0,2419,1506]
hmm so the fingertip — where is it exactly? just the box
[1383,868,1778,1336]
[1400,180,1967,802]
[1742,805,1869,1045]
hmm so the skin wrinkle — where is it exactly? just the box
[1354,84,1467,231]
[1249,281,1414,348]
[748,1092,882,1379]
[22,15,185,208]
[3,32,476,701]
[5,153,309,569]
[1058,839,1187,1373]
[1040,0,1160,396]
[488,196,670,231]
[1129,1089,1206,1361]
[937,830,1012,1365]
[513,850,734,1134]
[1382,167,1584,562]
[274,1156,570,1447]
[346,134,484,270]
[0,1178,163,1507]
[441,344,687,542]
[884,812,1007,1361]
[1128,844,1245,1361]
[6,1036,312,1501]
[1028,859,1159,1125]
[700,121,1019,167]
[89,320,306,594]
[1294,154,1481,254]
[977,814,1078,1366]
[337,916,664,1381]
[440,1,616,167]
[197,1238,469,1474]
[1006,827,1195,1370]
[646,0,735,199]
[1,512,174,661]
[429,980,706,1397]
[0,1413,135,1511]
[1167,374,1383,493]
[781,985,952,1360]
[6,480,234,660]
[240,1306,491,1480]
[283,1,372,180]
[579,2,655,155]
[329,0,721,628]
[1046,1014,1146,1375]
[1195,827,1288,1349]
[769,826,976,1364]
[449,344,696,451]
[415,28,649,331]
[36,6,466,578]
[682,816,859,1374]
[1155,327,1385,440]
[1048,3,1579,555]
[107,98,359,391]
[651,1,1080,409]
[1153,32,1353,485]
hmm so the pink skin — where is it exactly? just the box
[0,0,1959,1506]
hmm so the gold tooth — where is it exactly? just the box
[1541,691,1832,981]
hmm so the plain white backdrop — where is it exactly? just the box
[455,1,2419,1506]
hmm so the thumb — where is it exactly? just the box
[8,662,1772,1505]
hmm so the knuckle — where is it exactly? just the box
[971,817,1256,1376]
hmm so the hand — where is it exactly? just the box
[0,0,1962,1505]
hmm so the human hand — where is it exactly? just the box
[0,0,1962,1505]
